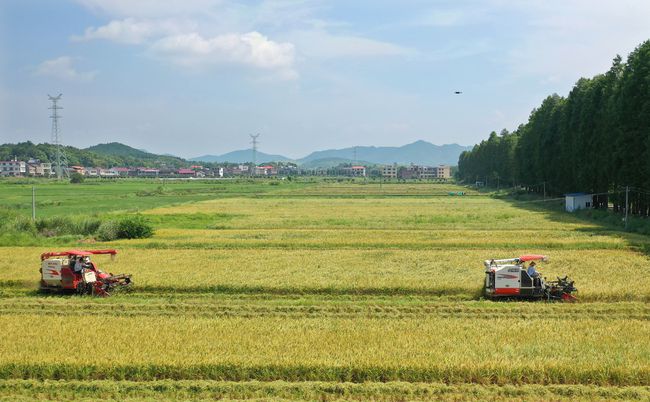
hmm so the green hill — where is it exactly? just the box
[86,142,154,158]
[0,141,187,168]
[85,142,186,167]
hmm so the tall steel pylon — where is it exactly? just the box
[250,133,260,176]
[48,94,68,179]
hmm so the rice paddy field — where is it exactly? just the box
[0,179,649,401]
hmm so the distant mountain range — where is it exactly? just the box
[299,157,373,170]
[192,150,293,164]
[191,141,471,166]
[1,140,470,169]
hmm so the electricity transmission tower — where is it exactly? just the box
[48,94,68,179]
[250,134,260,176]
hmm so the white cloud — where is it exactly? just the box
[72,18,190,44]
[33,57,97,82]
[151,31,296,76]
[74,0,221,18]
[72,0,415,79]
[289,30,414,59]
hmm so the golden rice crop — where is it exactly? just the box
[2,247,649,301]
[2,182,649,399]
[274,182,482,195]
[117,227,629,250]
[1,314,648,385]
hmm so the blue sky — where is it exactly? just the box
[2,0,650,159]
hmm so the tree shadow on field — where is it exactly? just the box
[499,196,650,257]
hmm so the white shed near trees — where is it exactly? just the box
[565,193,592,212]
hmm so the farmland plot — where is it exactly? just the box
[0,180,648,401]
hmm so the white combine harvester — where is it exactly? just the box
[483,254,577,301]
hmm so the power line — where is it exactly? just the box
[626,186,650,196]
[249,133,260,176]
[509,190,622,205]
[48,93,68,180]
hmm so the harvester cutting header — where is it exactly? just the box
[483,254,577,301]
[40,249,132,297]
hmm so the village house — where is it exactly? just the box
[382,164,398,178]
[398,164,451,180]
[26,159,52,177]
[69,166,85,175]
[0,159,26,176]
[255,165,277,176]
[84,167,100,177]
[342,166,366,177]
[137,168,159,177]
[565,193,593,212]
[109,167,132,177]
[177,168,195,177]
[99,168,118,178]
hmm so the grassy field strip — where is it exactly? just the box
[110,228,633,251]
[141,197,599,230]
[1,315,648,385]
[1,379,648,401]
[273,183,483,195]
[1,299,647,320]
[0,180,307,217]
[120,241,631,251]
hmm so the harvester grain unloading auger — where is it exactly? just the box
[483,254,577,301]
[40,249,132,297]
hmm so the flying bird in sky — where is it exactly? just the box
[454,91,463,94]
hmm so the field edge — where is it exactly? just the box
[1,379,649,401]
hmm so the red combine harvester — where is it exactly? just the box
[483,254,577,301]
[40,249,132,297]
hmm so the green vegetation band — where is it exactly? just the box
[0,364,647,386]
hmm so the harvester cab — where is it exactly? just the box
[40,249,132,297]
[483,255,577,302]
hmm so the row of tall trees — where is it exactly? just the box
[458,40,650,215]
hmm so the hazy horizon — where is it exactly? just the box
[2,1,650,159]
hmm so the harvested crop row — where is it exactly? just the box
[2,308,646,321]
[1,300,647,320]
[1,379,648,401]
[1,314,648,385]
[4,297,648,314]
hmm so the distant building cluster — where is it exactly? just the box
[68,165,232,178]
[0,157,299,178]
[381,164,451,179]
[0,158,52,177]
[1,156,451,180]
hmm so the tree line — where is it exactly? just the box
[458,40,650,215]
